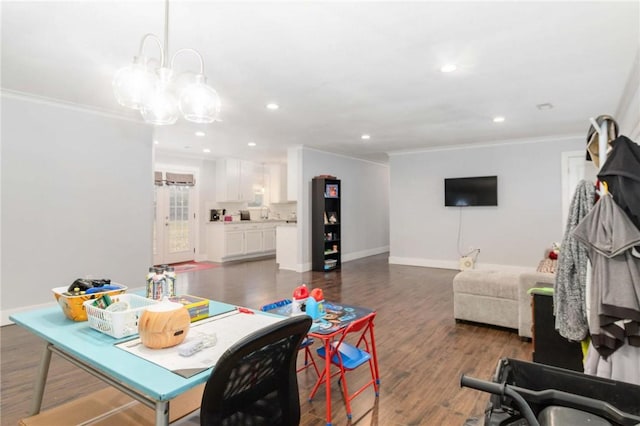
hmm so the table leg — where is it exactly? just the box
[30,342,53,415]
[155,400,169,426]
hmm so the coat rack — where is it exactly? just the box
[588,116,613,167]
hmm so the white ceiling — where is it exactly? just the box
[2,1,639,164]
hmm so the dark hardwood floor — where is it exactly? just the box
[0,254,531,425]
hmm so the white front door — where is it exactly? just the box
[154,185,195,265]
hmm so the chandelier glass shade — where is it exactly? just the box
[179,74,221,124]
[112,3,220,125]
[140,68,179,125]
[113,56,158,110]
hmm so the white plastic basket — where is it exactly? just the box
[83,294,159,338]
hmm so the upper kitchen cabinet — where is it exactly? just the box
[267,163,287,204]
[216,159,255,202]
[286,146,301,202]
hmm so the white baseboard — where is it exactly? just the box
[342,246,389,263]
[388,256,534,273]
[277,262,303,272]
[388,257,458,270]
[194,253,208,262]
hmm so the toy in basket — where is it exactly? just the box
[84,294,159,338]
[52,284,127,322]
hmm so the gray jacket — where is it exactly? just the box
[554,180,595,341]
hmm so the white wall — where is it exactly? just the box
[388,136,584,270]
[1,94,153,323]
[616,48,640,140]
[299,147,389,271]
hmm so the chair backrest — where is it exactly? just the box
[199,315,312,426]
[335,312,376,352]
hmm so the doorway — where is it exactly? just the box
[154,184,196,265]
[561,150,597,230]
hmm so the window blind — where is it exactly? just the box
[165,172,196,186]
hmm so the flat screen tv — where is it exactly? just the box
[444,176,498,207]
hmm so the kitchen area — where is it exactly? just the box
[206,204,297,268]
[155,151,301,272]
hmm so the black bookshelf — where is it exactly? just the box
[312,177,341,272]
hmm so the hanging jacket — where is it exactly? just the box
[554,180,595,341]
[572,193,640,357]
[597,135,640,234]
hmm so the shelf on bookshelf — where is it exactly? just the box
[324,183,339,198]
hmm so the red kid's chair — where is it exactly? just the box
[260,299,320,377]
[310,311,380,420]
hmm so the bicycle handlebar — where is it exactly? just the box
[461,374,540,426]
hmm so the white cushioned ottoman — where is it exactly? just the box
[453,270,521,331]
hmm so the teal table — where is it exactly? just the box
[10,299,237,426]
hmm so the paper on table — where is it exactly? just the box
[116,310,285,378]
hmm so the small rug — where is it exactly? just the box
[170,262,219,274]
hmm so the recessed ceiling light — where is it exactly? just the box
[248,142,257,147]
[536,103,554,110]
[440,64,457,73]
[153,140,159,145]
[266,103,279,110]
[493,116,505,123]
[361,134,371,140]
[203,148,211,153]
[195,131,206,137]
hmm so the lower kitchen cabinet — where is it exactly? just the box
[263,227,276,251]
[245,226,264,254]
[225,229,245,257]
[207,221,282,262]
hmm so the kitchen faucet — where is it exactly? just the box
[260,206,270,220]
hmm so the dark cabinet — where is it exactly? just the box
[532,291,583,372]
[312,177,341,272]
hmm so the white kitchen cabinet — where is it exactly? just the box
[225,229,245,257]
[216,159,256,202]
[287,146,300,201]
[267,163,287,204]
[276,223,298,271]
[263,226,276,251]
[245,225,263,254]
[207,221,284,262]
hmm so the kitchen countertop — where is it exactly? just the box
[207,219,287,224]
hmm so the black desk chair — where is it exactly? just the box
[199,315,312,426]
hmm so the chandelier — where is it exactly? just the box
[112,0,221,125]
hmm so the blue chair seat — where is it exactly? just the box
[317,342,371,370]
[300,337,314,348]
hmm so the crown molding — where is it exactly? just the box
[387,133,583,157]
[301,145,389,167]
[1,89,142,124]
